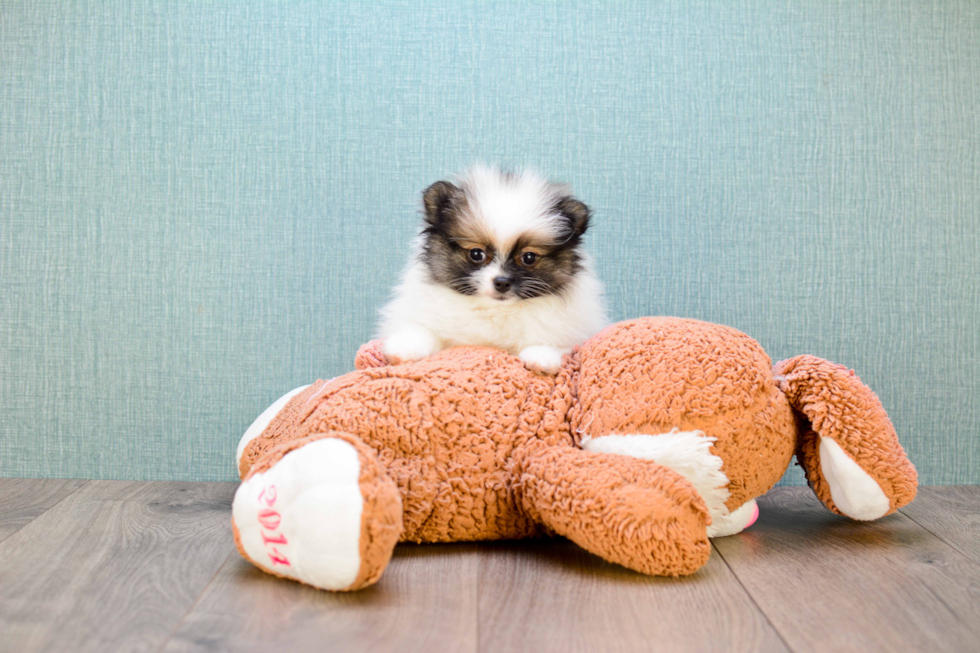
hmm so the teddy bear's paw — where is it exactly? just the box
[381,327,441,364]
[519,345,569,375]
[819,436,891,521]
[232,437,402,591]
[582,431,731,530]
[707,499,759,538]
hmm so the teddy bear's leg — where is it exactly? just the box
[235,385,310,473]
[581,430,760,538]
[517,445,712,576]
[232,431,403,591]
[774,355,918,520]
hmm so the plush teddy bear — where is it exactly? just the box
[232,317,917,591]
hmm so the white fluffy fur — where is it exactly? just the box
[378,167,607,373]
[463,164,567,251]
[379,257,605,364]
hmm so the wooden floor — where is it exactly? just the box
[0,482,977,653]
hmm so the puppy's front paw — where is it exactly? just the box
[381,328,441,364]
[519,346,569,375]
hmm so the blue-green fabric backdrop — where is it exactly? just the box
[2,1,978,483]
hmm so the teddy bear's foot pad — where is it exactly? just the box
[819,436,890,520]
[232,438,369,590]
[707,499,759,538]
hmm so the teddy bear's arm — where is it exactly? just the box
[774,355,918,520]
[515,444,712,576]
[354,339,391,370]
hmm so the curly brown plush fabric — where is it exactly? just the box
[514,443,712,575]
[569,318,797,511]
[234,317,917,590]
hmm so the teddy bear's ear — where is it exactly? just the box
[554,196,591,237]
[421,181,460,227]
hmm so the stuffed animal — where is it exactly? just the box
[232,317,917,591]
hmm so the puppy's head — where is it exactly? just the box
[418,165,591,302]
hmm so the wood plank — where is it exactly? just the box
[477,537,788,653]
[900,486,980,566]
[0,481,237,653]
[0,479,88,543]
[714,487,980,653]
[162,542,479,653]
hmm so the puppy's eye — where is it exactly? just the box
[468,248,487,263]
[520,252,538,266]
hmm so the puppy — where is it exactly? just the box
[377,165,607,374]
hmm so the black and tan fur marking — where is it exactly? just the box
[418,175,592,299]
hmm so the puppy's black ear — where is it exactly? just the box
[422,181,459,227]
[554,197,591,236]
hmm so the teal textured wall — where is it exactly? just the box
[1,1,977,483]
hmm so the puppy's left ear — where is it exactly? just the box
[554,197,591,236]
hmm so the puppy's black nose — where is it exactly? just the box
[493,276,512,293]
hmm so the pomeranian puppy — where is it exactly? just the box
[377,165,607,374]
